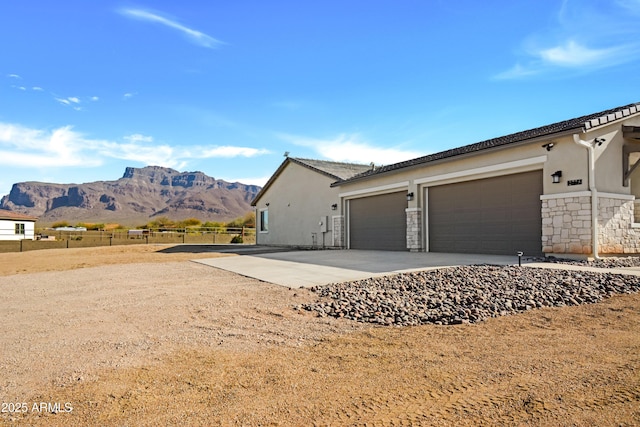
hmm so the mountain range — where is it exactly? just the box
[0,166,261,225]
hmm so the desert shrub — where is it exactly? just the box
[51,221,70,228]
[226,212,255,228]
[202,221,223,229]
[147,216,175,230]
[230,235,243,244]
[180,218,202,227]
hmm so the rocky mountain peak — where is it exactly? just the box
[0,166,261,224]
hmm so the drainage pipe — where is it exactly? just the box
[572,134,601,259]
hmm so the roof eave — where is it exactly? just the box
[331,126,583,187]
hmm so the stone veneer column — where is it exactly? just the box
[332,215,345,248]
[541,194,592,254]
[405,207,422,252]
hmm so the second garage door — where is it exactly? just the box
[349,191,407,251]
[428,170,543,256]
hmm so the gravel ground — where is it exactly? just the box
[302,264,640,326]
[544,255,640,268]
[2,247,639,426]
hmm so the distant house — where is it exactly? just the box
[0,209,38,241]
[54,227,88,232]
[253,102,640,258]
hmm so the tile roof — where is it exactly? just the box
[0,209,38,221]
[333,102,640,186]
[289,157,373,180]
[251,157,371,205]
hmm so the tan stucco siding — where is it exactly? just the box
[339,142,549,196]
[592,117,640,194]
[254,162,340,247]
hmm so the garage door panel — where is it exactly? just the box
[428,171,542,256]
[350,191,407,251]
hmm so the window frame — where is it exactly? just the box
[259,208,269,233]
[15,223,25,235]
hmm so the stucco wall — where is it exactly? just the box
[0,219,35,241]
[254,162,341,248]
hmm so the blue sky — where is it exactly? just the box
[1,0,639,197]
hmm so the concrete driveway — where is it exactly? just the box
[193,249,523,288]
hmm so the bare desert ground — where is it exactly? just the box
[0,245,639,426]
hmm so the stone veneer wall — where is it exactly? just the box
[542,193,640,255]
[332,215,345,248]
[406,207,422,252]
[599,196,640,254]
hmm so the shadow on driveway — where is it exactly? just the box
[157,244,293,255]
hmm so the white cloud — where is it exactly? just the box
[0,123,102,167]
[56,97,82,109]
[537,40,628,67]
[119,8,223,48]
[222,175,270,186]
[123,92,136,100]
[279,133,423,165]
[90,96,99,101]
[0,122,270,170]
[124,133,153,143]
[495,1,640,80]
[7,74,21,79]
[32,86,44,91]
[97,140,179,167]
[198,146,269,158]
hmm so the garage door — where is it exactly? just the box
[349,191,407,251]
[428,170,542,256]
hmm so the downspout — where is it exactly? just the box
[572,134,601,259]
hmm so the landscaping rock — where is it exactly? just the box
[301,265,640,326]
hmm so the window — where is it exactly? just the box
[15,223,25,235]
[259,209,269,232]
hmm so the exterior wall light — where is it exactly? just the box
[551,171,562,184]
[331,203,338,210]
[406,192,414,201]
[542,142,555,151]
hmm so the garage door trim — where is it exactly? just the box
[415,155,547,187]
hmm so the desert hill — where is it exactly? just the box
[0,166,261,225]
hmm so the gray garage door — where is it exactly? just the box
[428,171,542,256]
[349,191,407,251]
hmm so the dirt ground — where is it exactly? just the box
[0,245,639,426]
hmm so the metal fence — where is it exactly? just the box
[0,227,256,253]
